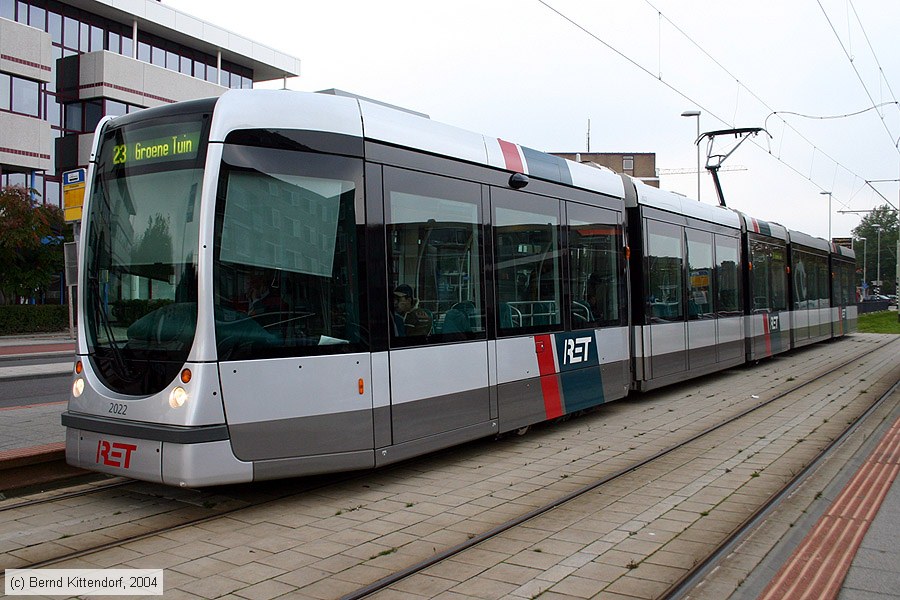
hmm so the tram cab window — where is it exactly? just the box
[213,145,366,360]
[646,220,684,322]
[385,168,484,345]
[493,191,563,335]
[686,229,714,319]
[567,204,622,328]
[715,235,741,316]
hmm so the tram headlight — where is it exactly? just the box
[169,386,189,408]
[72,377,85,398]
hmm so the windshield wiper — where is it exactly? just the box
[89,275,129,378]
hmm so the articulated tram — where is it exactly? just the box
[63,90,857,486]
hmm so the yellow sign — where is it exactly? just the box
[63,168,86,222]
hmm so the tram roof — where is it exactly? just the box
[736,212,789,241]
[629,179,742,229]
[787,229,832,252]
[208,90,626,199]
[831,243,856,259]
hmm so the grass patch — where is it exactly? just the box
[857,311,900,334]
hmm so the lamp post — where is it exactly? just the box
[681,110,701,201]
[875,225,882,292]
[858,236,867,299]
[820,191,832,241]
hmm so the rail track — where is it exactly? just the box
[341,336,900,599]
[1,335,896,599]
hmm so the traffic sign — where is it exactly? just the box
[63,168,86,222]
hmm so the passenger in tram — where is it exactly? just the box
[574,273,605,326]
[392,284,433,336]
[585,273,605,322]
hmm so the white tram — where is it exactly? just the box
[63,90,856,486]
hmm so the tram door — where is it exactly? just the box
[686,229,717,370]
[213,146,376,469]
[646,219,687,378]
[384,168,491,447]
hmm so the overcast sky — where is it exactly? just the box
[166,0,900,240]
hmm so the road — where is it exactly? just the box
[0,355,71,409]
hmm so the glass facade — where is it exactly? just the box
[1,0,255,210]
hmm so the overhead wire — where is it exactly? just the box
[536,0,861,209]
[849,0,899,106]
[816,0,900,153]
[645,0,890,209]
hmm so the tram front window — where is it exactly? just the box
[213,142,366,360]
[84,110,210,396]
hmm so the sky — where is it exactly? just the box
[164,0,900,241]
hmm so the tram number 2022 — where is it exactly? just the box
[108,402,127,415]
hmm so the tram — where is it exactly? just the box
[63,90,856,486]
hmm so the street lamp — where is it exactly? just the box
[681,110,701,202]
[875,225,882,292]
[820,191,832,241]
[857,236,867,299]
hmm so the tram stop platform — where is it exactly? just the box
[0,332,897,600]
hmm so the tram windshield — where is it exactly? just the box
[83,106,212,395]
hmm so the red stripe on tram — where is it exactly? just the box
[534,335,564,419]
[498,139,524,173]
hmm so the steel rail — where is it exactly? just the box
[341,337,900,600]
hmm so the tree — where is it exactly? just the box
[851,204,898,295]
[0,186,66,304]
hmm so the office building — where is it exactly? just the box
[1,0,300,208]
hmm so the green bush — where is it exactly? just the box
[0,304,69,335]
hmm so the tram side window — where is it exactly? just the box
[793,251,816,309]
[386,168,484,344]
[750,240,787,312]
[771,246,788,311]
[817,255,830,308]
[716,235,741,316]
[213,146,366,360]
[750,240,771,312]
[567,204,622,328]
[646,220,684,322]
[833,260,848,305]
[494,193,562,334]
[686,229,714,319]
[843,262,855,305]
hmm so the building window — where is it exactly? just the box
[623,156,634,171]
[0,0,14,20]
[2,74,41,117]
[0,73,10,111]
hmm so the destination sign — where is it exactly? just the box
[102,122,202,168]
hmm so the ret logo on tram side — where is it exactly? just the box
[564,336,594,365]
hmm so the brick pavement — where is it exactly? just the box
[0,334,897,600]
